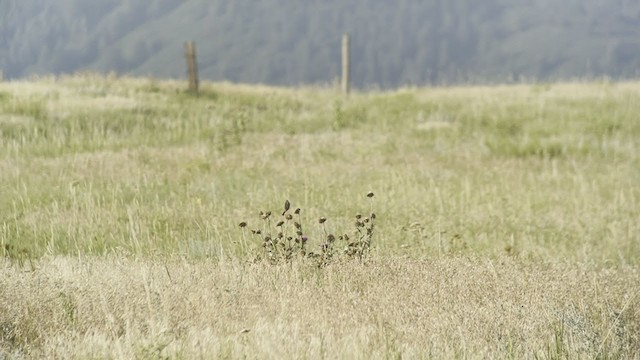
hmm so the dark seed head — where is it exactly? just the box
[355,214,362,219]
[327,234,336,242]
[282,200,291,216]
[276,220,285,227]
[285,214,293,220]
[294,208,301,214]
[319,217,327,224]
[239,222,247,228]
[296,230,303,236]
[367,192,374,198]
[370,213,376,219]
[294,222,302,229]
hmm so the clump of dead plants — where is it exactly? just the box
[239,193,376,267]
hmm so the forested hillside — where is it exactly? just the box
[2,0,640,87]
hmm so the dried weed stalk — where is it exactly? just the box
[240,193,376,267]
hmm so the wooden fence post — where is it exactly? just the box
[341,34,350,95]
[184,41,199,94]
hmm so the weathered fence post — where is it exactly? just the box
[341,34,350,95]
[184,41,199,94]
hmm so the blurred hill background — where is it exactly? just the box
[2,0,640,88]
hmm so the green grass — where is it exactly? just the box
[1,75,638,264]
[0,75,639,358]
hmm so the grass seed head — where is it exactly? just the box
[239,221,247,228]
[282,200,291,215]
[319,217,327,224]
[367,192,374,198]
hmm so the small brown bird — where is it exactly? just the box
[282,199,291,215]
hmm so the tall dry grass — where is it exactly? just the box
[1,75,639,358]
[1,257,638,359]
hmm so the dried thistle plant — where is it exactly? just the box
[240,193,377,266]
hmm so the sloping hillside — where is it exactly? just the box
[2,0,640,87]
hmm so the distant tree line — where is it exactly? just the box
[2,0,640,88]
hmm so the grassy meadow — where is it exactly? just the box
[0,75,639,358]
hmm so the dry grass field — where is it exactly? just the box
[0,75,639,358]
